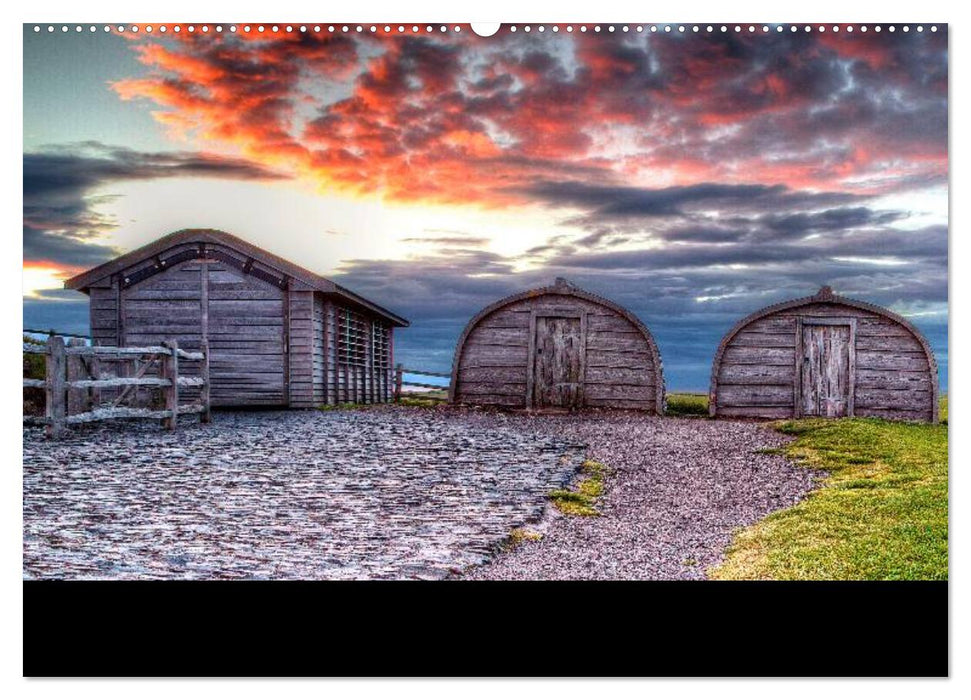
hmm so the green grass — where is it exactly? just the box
[665,392,709,417]
[318,402,374,411]
[318,392,447,411]
[940,394,948,424]
[396,393,447,408]
[711,406,948,580]
[23,337,45,380]
[503,527,544,551]
[550,460,610,516]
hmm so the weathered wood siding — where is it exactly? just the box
[452,286,664,412]
[206,262,286,406]
[119,259,287,407]
[313,293,327,405]
[711,298,938,422]
[74,231,405,409]
[89,284,119,347]
[288,287,315,408]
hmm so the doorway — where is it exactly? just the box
[528,312,587,409]
[797,319,856,418]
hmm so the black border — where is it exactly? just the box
[24,580,947,677]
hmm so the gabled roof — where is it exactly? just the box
[64,228,409,327]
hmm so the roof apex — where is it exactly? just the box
[815,285,835,301]
[63,228,409,326]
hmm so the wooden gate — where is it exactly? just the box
[24,335,211,438]
[527,312,587,409]
[796,318,856,418]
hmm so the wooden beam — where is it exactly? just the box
[161,340,179,430]
[200,340,212,423]
[394,364,403,402]
[283,282,291,406]
[45,336,67,438]
[66,338,86,416]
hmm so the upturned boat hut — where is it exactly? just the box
[709,286,939,422]
[449,278,665,412]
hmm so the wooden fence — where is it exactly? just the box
[24,336,211,438]
[393,364,450,401]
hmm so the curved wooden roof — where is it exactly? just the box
[449,277,665,411]
[64,228,409,326]
[708,286,939,421]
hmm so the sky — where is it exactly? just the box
[22,23,948,390]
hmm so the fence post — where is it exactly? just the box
[394,364,403,402]
[162,339,179,430]
[88,352,101,411]
[200,340,212,424]
[45,336,67,438]
[66,338,85,416]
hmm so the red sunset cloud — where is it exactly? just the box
[107,27,947,207]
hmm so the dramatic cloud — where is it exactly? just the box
[23,142,287,269]
[110,27,947,203]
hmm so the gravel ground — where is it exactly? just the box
[23,408,584,580]
[23,407,818,581]
[461,413,819,580]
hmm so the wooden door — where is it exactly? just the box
[799,323,853,417]
[532,316,585,409]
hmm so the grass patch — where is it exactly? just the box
[503,527,544,551]
[711,410,948,580]
[396,395,446,408]
[665,393,709,417]
[550,460,610,517]
[318,402,374,411]
[940,394,948,424]
[23,337,46,416]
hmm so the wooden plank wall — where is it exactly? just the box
[312,294,327,405]
[714,302,935,421]
[454,293,660,410]
[86,251,397,409]
[89,284,118,347]
[117,259,287,407]
[288,287,315,408]
[117,261,206,405]
[206,263,286,406]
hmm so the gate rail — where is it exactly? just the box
[393,364,450,401]
[23,336,211,438]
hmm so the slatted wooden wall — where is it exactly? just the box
[313,294,327,405]
[711,300,938,422]
[84,242,398,408]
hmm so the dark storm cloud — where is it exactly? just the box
[23,142,287,267]
[327,207,947,390]
[523,181,787,218]
[764,207,908,236]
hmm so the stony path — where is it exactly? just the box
[461,413,819,580]
[23,408,584,580]
[466,414,815,579]
[23,407,818,580]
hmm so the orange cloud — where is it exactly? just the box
[110,27,949,207]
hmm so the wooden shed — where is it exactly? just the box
[709,286,939,422]
[64,229,409,408]
[449,278,664,412]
